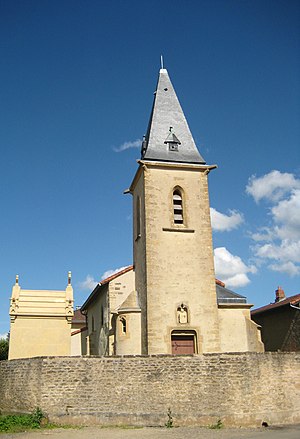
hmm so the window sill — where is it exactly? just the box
[162,227,195,233]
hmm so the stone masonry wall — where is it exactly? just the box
[0,353,299,427]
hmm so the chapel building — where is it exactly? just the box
[8,273,74,360]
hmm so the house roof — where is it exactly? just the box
[141,68,206,164]
[72,308,86,324]
[71,326,87,336]
[251,294,300,315]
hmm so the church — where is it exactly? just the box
[8,66,263,359]
[81,67,263,356]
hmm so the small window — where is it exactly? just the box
[91,315,95,332]
[173,189,184,224]
[168,142,178,152]
[120,316,127,335]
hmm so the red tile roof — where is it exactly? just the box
[71,327,87,336]
[100,265,134,285]
[251,294,300,315]
[81,265,134,311]
[72,309,86,323]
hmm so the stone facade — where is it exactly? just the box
[131,162,221,354]
[82,266,141,356]
[0,353,299,427]
[82,265,263,356]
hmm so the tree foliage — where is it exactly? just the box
[0,337,9,361]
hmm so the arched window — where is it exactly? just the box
[119,316,127,335]
[173,189,184,224]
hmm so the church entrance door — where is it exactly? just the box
[171,331,196,354]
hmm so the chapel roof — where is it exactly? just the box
[141,68,206,164]
[81,265,133,311]
[216,283,247,304]
[99,265,134,285]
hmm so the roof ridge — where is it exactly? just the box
[252,293,300,315]
[100,265,134,285]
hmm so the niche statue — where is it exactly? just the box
[177,305,188,324]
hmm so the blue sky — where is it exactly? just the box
[0,0,299,336]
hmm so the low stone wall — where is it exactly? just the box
[0,353,299,427]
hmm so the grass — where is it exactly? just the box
[165,408,174,428]
[208,419,223,429]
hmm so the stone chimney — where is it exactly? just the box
[275,286,285,303]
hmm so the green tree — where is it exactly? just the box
[0,336,9,360]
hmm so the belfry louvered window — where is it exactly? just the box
[173,189,184,224]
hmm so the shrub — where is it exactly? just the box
[0,338,9,361]
[0,408,46,433]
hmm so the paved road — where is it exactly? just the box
[1,425,300,439]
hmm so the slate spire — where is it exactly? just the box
[141,68,206,164]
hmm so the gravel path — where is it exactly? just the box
[1,425,300,439]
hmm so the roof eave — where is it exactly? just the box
[218,303,253,309]
[81,283,104,311]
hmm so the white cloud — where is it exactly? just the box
[210,208,243,232]
[246,170,300,203]
[247,171,300,277]
[251,227,275,242]
[268,262,300,277]
[101,266,128,280]
[271,189,300,240]
[214,247,256,288]
[113,139,141,153]
[0,333,8,340]
[254,240,300,264]
[78,275,97,291]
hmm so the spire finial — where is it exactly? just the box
[160,54,164,70]
[15,274,19,285]
[68,271,72,285]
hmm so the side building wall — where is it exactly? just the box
[0,353,299,427]
[218,306,264,352]
[252,307,300,352]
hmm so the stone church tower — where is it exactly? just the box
[129,68,221,354]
